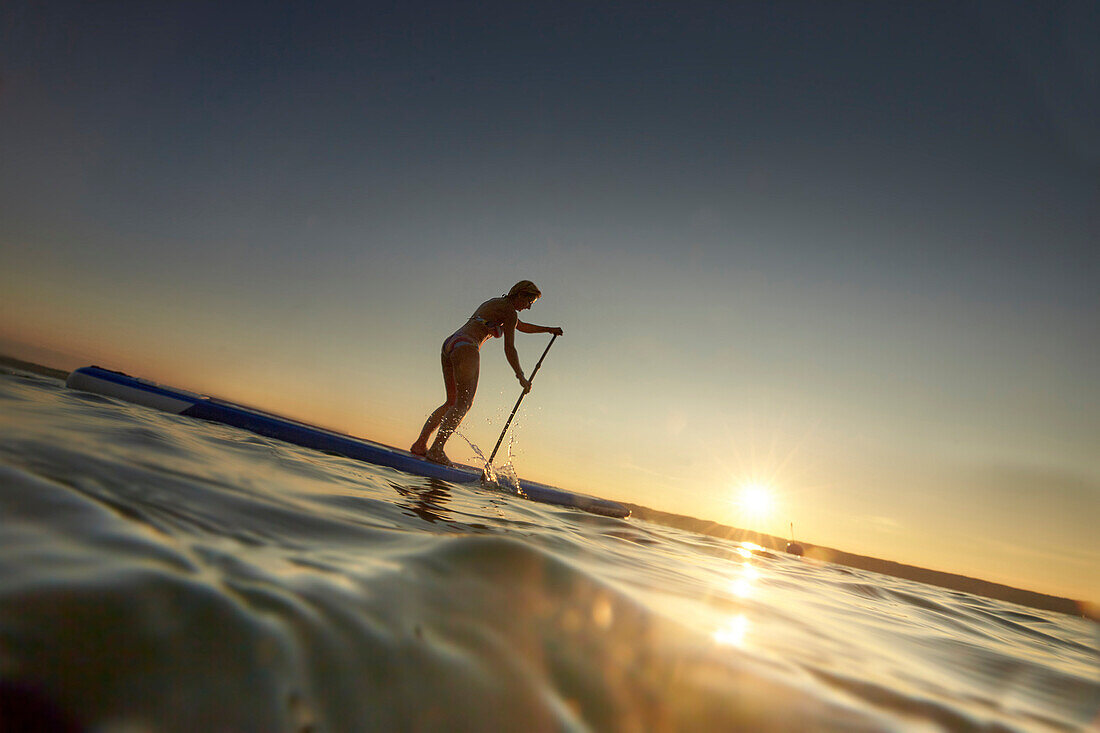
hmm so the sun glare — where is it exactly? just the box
[738,483,773,520]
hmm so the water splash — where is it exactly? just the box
[454,431,490,473]
[492,430,522,493]
[493,462,523,496]
[454,431,523,495]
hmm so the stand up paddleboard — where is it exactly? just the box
[66,366,630,519]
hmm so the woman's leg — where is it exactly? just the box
[426,345,479,465]
[411,403,450,455]
[411,348,459,455]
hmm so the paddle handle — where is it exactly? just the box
[487,333,557,467]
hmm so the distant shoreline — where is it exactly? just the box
[623,504,1093,620]
[0,354,70,381]
[2,353,1092,620]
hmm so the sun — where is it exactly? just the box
[738,483,773,520]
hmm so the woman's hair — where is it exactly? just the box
[506,280,541,300]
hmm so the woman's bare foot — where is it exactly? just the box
[424,448,453,466]
[410,441,428,456]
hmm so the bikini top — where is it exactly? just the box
[470,314,504,338]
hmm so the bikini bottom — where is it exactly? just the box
[442,331,479,357]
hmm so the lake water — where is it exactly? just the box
[1,369,1096,731]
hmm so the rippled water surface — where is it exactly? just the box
[1,369,1097,731]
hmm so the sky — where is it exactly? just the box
[1,1,1097,604]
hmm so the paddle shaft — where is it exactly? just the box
[487,333,557,467]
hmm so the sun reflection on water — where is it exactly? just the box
[735,541,765,559]
[730,563,759,598]
[714,546,765,647]
[713,614,750,647]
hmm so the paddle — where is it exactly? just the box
[485,333,558,472]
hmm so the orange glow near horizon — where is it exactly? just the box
[2,309,1098,606]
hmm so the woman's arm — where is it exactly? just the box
[502,312,532,391]
[516,320,564,336]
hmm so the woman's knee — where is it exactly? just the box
[452,392,474,413]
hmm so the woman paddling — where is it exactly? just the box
[412,280,563,466]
